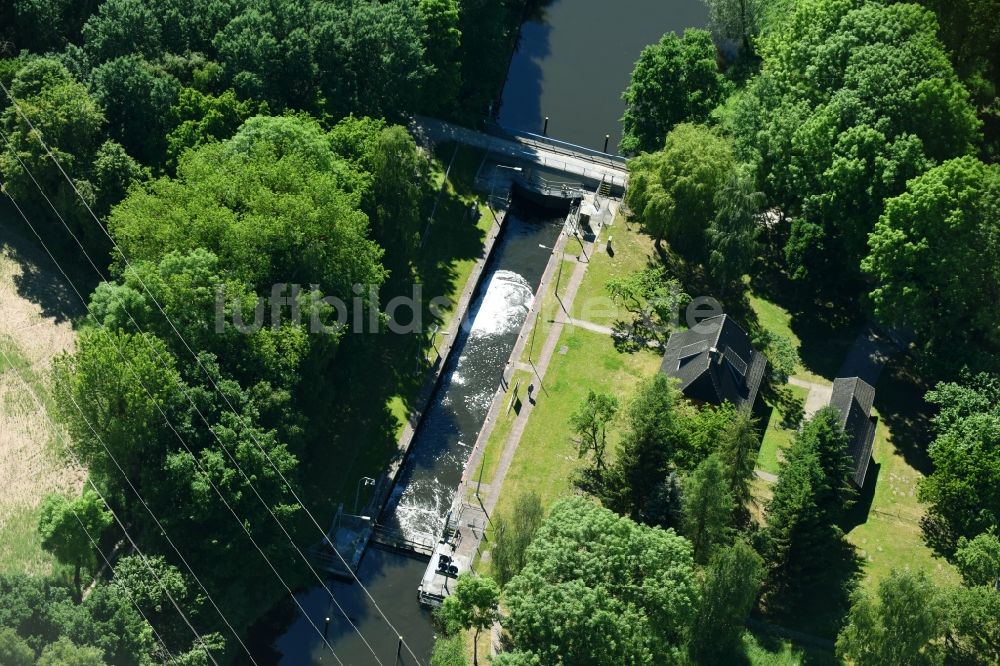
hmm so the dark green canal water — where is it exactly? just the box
[499,0,708,151]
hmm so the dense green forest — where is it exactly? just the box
[0,0,997,663]
[0,0,538,662]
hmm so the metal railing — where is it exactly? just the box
[483,120,629,167]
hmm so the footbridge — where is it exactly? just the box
[410,116,629,193]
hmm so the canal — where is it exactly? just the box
[256,2,708,662]
[256,203,562,664]
[499,0,708,151]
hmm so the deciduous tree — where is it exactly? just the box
[955,531,1000,589]
[36,638,106,666]
[417,0,461,113]
[504,497,698,665]
[491,491,544,588]
[81,0,162,62]
[626,124,733,259]
[707,166,764,288]
[108,116,386,299]
[919,372,1000,548]
[837,569,945,666]
[702,0,767,53]
[620,30,729,155]
[864,157,1000,375]
[734,0,981,286]
[38,490,112,600]
[0,59,105,251]
[437,574,499,666]
[89,55,180,165]
[165,88,260,167]
[0,628,34,666]
[570,390,619,471]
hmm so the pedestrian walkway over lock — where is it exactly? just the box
[411,116,629,192]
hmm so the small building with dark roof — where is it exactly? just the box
[829,377,877,488]
[659,314,767,411]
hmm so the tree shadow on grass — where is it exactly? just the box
[0,199,94,324]
[764,537,864,641]
[840,461,880,533]
[748,265,862,382]
[871,356,934,476]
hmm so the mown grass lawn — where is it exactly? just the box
[756,383,810,476]
[516,258,571,366]
[569,214,657,328]
[474,368,533,486]
[489,327,662,532]
[749,293,833,386]
[844,404,957,589]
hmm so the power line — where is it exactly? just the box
[0,128,370,664]
[0,345,208,665]
[0,79,425,664]
[0,124,381,665]
[2,187,252,663]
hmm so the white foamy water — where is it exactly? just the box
[468,270,534,337]
[389,268,537,540]
[390,477,452,536]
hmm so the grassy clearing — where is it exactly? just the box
[491,327,662,526]
[743,631,837,666]
[757,383,810,476]
[569,214,657,328]
[0,333,80,576]
[748,294,832,386]
[0,335,53,576]
[0,504,56,576]
[844,404,957,589]
[0,222,85,576]
[515,257,572,366]
[474,369,532,486]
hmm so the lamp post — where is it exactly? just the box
[538,242,565,313]
[573,228,589,262]
[354,476,375,515]
[429,324,450,360]
[489,164,523,213]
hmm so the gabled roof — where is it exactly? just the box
[660,315,767,410]
[829,377,877,488]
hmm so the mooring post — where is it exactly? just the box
[543,116,549,136]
